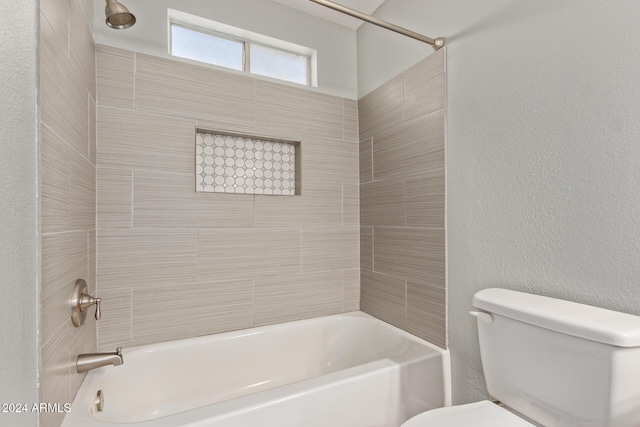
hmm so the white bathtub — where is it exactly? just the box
[63,312,451,427]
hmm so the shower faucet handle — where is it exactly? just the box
[80,293,102,321]
[71,279,102,327]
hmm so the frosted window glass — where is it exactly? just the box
[171,25,243,71]
[250,44,308,85]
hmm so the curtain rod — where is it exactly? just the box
[308,0,444,50]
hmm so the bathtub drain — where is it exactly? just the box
[95,390,104,412]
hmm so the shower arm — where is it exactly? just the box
[308,0,444,50]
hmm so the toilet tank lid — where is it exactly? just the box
[473,288,640,347]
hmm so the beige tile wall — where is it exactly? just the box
[359,50,447,348]
[96,46,360,350]
[40,1,97,426]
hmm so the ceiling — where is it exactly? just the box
[270,0,387,30]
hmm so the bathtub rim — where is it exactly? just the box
[118,311,447,358]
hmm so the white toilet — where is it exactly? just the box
[402,288,640,427]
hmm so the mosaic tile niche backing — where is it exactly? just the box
[196,131,297,195]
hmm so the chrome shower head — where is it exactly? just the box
[105,0,136,29]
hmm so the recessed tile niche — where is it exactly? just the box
[196,130,300,195]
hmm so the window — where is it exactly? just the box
[169,10,316,87]
[249,44,309,85]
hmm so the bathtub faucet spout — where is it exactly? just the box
[76,347,124,373]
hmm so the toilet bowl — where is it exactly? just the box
[401,288,640,427]
[402,401,534,426]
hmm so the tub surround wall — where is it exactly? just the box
[96,45,359,350]
[40,0,98,426]
[358,50,446,349]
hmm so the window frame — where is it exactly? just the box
[245,41,311,86]
[169,20,313,87]
[247,41,312,87]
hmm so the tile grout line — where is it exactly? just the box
[130,169,134,227]
[133,52,137,111]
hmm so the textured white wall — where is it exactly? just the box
[359,0,640,404]
[92,0,358,99]
[0,0,39,425]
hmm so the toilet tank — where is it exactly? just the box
[472,288,640,427]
